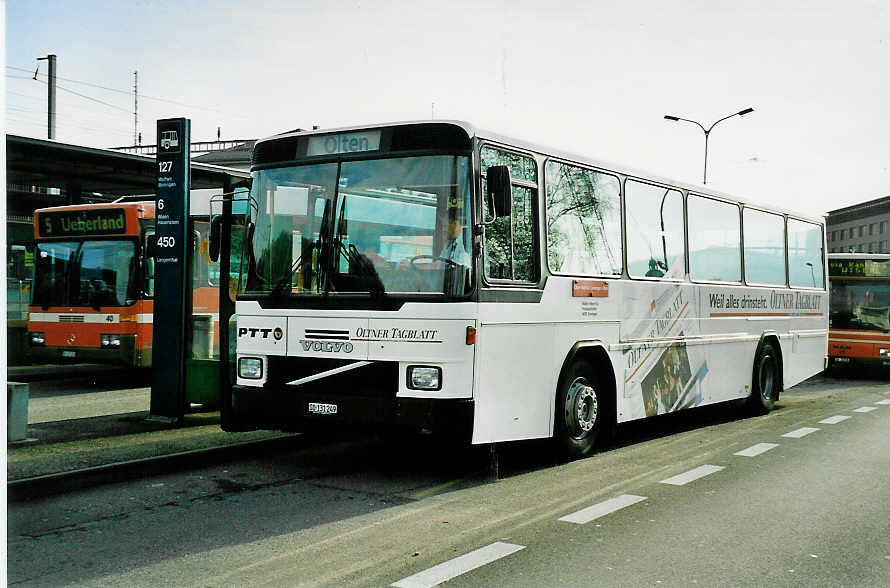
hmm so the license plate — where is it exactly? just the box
[62,351,76,358]
[308,402,338,415]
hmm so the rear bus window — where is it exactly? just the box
[788,219,824,288]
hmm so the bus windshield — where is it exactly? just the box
[33,240,138,308]
[244,154,473,298]
[830,278,890,332]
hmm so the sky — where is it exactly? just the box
[4,0,889,217]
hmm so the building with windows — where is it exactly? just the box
[826,195,890,254]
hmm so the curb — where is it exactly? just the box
[8,434,301,503]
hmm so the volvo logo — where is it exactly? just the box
[299,340,354,353]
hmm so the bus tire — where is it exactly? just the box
[555,359,605,459]
[748,341,779,414]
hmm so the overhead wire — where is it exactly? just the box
[6,64,297,144]
[7,73,141,139]
[6,64,283,123]
[6,113,133,140]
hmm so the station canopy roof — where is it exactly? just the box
[7,134,250,200]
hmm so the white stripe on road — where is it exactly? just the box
[782,427,819,438]
[734,442,779,457]
[819,415,851,424]
[876,399,890,405]
[660,465,724,486]
[853,406,878,413]
[391,542,525,588]
[559,494,647,525]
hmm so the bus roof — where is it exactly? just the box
[33,200,155,215]
[257,120,825,226]
[828,253,890,259]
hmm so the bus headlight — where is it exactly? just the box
[238,357,264,379]
[101,334,122,348]
[880,348,889,358]
[29,332,45,346]
[407,366,442,391]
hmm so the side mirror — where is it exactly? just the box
[486,165,512,219]
[209,215,222,262]
[145,234,158,258]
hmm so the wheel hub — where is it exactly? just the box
[565,378,598,438]
[760,355,775,399]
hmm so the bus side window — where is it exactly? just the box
[743,208,785,286]
[688,195,741,283]
[545,160,622,277]
[481,146,539,282]
[625,180,684,279]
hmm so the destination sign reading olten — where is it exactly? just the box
[306,130,381,156]
[38,208,127,238]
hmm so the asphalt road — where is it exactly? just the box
[7,373,890,587]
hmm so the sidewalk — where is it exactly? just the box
[7,363,126,381]
[7,410,290,482]
[7,370,293,484]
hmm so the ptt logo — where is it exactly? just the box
[238,327,284,340]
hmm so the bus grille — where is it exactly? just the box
[266,356,397,399]
[59,315,85,322]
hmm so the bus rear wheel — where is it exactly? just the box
[555,360,604,459]
[748,341,779,414]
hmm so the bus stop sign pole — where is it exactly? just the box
[150,118,191,421]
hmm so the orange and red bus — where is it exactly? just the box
[828,253,890,371]
[27,200,221,367]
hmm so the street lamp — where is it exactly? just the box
[664,107,754,184]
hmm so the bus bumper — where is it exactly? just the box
[229,383,474,438]
[28,334,139,366]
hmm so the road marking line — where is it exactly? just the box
[410,478,466,500]
[876,399,890,405]
[391,542,525,588]
[782,427,819,438]
[660,464,724,486]
[559,494,647,524]
[734,442,779,457]
[853,406,878,413]
[819,415,851,424]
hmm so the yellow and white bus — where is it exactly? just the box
[218,121,827,457]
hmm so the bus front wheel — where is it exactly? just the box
[748,341,779,414]
[555,360,604,459]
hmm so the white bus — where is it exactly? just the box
[216,121,827,457]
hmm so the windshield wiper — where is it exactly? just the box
[269,253,307,297]
[335,240,386,297]
[331,198,385,296]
